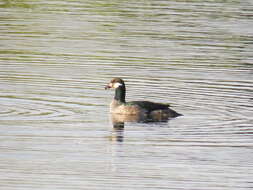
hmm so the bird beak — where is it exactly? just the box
[105,83,112,90]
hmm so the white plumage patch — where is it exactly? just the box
[113,82,123,88]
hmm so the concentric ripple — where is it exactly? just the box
[0,0,253,190]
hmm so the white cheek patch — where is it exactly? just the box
[113,82,123,88]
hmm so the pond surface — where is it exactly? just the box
[0,0,253,189]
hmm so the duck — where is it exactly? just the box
[105,78,182,121]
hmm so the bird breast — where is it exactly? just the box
[110,100,143,115]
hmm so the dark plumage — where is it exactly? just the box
[105,78,182,120]
[127,101,170,113]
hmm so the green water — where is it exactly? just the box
[0,0,253,189]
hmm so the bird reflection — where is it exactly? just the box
[110,112,173,142]
[111,122,124,142]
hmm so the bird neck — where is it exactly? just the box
[114,86,126,103]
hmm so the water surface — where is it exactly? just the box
[0,0,253,189]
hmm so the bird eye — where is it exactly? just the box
[113,82,122,88]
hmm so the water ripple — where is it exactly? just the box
[1,0,253,189]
